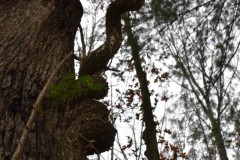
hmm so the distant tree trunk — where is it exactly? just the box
[204,95,229,160]
[123,13,160,160]
[210,118,229,160]
[175,59,228,160]
[0,0,83,159]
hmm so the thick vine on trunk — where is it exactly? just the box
[79,0,145,76]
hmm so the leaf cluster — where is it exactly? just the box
[49,73,105,106]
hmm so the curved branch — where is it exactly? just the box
[79,0,144,75]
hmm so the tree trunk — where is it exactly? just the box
[206,103,228,160]
[0,0,82,159]
[123,13,160,160]
[211,120,229,160]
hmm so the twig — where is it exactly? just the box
[79,24,86,57]
[11,53,73,160]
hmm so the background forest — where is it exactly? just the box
[79,0,240,159]
[0,0,240,160]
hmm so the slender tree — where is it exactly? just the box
[123,12,160,160]
[150,0,240,159]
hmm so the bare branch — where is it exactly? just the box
[79,24,86,57]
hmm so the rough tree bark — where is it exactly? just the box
[0,0,144,159]
[0,0,82,159]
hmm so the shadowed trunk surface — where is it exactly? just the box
[0,0,82,159]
